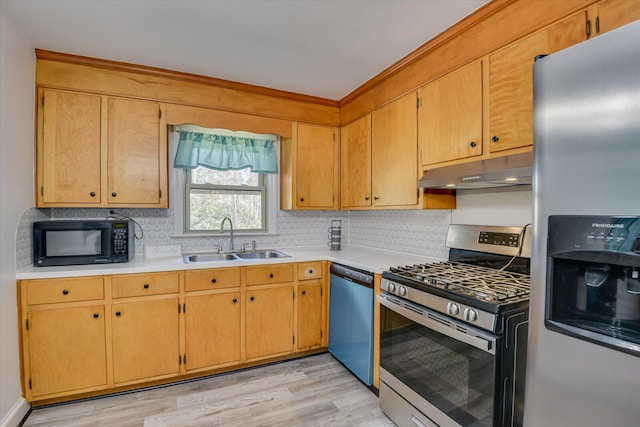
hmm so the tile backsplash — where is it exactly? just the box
[15,206,452,269]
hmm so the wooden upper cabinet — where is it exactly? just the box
[107,98,166,206]
[341,114,372,208]
[38,89,102,205]
[372,92,419,208]
[597,0,640,34]
[36,89,168,208]
[418,61,483,166]
[293,123,339,209]
[488,12,587,153]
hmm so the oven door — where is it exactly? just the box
[378,293,498,427]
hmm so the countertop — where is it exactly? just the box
[17,245,438,280]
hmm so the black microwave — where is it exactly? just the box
[33,220,135,267]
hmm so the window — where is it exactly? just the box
[170,126,279,237]
[186,167,266,232]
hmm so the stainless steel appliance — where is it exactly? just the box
[33,220,135,266]
[328,263,374,386]
[526,19,640,427]
[379,224,531,427]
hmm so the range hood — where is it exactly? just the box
[418,152,533,190]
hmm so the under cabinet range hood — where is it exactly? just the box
[418,152,533,189]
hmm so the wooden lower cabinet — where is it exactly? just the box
[26,305,107,398]
[245,285,295,359]
[111,297,180,383]
[297,281,323,349]
[184,291,241,371]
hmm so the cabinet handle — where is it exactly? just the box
[62,289,69,295]
[143,283,149,289]
[211,278,217,284]
[470,141,477,148]
[374,196,380,200]
[90,192,96,197]
[250,296,255,301]
[365,196,370,201]
[115,311,122,317]
[232,298,238,304]
[309,269,313,275]
[93,313,99,319]
[111,192,117,197]
[492,136,500,142]
[302,290,307,295]
[300,197,305,202]
[269,273,274,279]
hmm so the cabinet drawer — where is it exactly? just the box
[246,264,294,286]
[184,268,240,292]
[25,277,104,305]
[298,262,323,281]
[111,272,179,298]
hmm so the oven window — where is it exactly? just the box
[46,230,102,257]
[380,305,496,426]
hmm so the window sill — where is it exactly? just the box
[170,232,281,238]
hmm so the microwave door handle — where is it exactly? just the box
[377,294,496,355]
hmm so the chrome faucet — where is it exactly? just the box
[220,217,234,251]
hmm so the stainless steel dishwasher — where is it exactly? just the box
[328,263,374,386]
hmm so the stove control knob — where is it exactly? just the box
[387,283,396,293]
[464,308,478,322]
[398,286,407,297]
[447,302,460,315]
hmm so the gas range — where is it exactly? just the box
[381,224,531,333]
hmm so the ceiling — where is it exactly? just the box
[1,0,490,101]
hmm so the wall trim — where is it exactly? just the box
[1,398,30,427]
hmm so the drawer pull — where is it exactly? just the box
[269,273,274,279]
[93,313,100,319]
[211,278,217,284]
[111,192,117,197]
[90,192,96,197]
[250,296,255,301]
[115,311,122,317]
[309,269,314,275]
[62,289,69,295]
[143,283,150,289]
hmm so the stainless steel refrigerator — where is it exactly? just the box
[526,19,640,426]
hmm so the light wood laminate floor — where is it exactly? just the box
[23,353,395,426]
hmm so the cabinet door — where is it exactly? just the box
[39,89,102,205]
[419,61,483,166]
[598,0,640,34]
[295,123,339,209]
[340,114,372,208]
[27,305,106,397]
[297,282,323,349]
[488,12,587,152]
[372,92,419,207]
[111,297,179,383]
[245,286,294,359]
[185,292,241,371]
[107,97,165,206]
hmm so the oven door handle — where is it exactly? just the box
[378,294,497,355]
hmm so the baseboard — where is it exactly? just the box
[0,398,30,427]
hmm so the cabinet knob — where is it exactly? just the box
[93,313,100,319]
[250,296,255,301]
[232,298,238,304]
[470,141,477,148]
[115,311,122,317]
[90,192,96,197]
[492,135,500,142]
[300,197,305,202]
[309,269,313,275]
[269,273,274,279]
[111,192,117,197]
[374,196,380,200]
[62,289,69,295]
[211,278,217,284]
[364,196,370,201]
[143,283,149,289]
[302,290,307,295]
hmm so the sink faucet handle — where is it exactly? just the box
[251,240,256,251]
[240,242,251,252]
[214,244,222,253]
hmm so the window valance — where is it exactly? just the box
[173,130,278,174]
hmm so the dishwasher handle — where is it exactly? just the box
[330,263,374,287]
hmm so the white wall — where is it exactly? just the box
[452,187,533,227]
[0,6,35,426]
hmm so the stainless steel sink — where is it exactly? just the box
[183,249,289,263]
[183,253,239,263]
[234,250,290,259]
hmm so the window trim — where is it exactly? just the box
[169,128,279,238]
